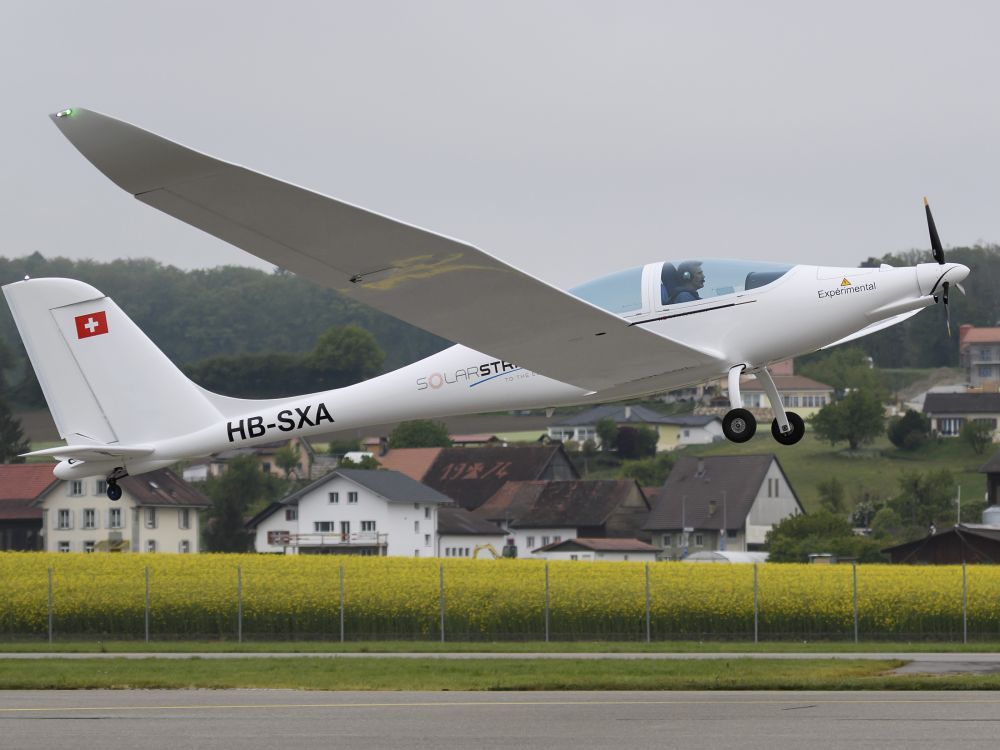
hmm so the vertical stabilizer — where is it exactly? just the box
[3,277,222,445]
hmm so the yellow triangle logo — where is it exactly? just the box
[840,278,851,286]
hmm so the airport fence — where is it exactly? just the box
[0,552,997,643]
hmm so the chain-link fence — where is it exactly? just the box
[1,555,997,643]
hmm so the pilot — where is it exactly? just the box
[670,261,705,304]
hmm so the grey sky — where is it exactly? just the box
[3,1,999,288]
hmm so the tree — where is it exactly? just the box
[810,390,885,450]
[0,397,30,463]
[203,455,280,552]
[595,417,618,451]
[618,453,675,486]
[817,476,845,513]
[961,420,995,455]
[388,420,452,448]
[274,442,302,479]
[887,409,930,451]
[889,469,956,528]
[307,325,384,389]
[765,510,885,563]
[797,346,886,397]
[869,507,906,540]
[338,454,381,469]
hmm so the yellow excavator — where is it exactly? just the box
[472,539,518,558]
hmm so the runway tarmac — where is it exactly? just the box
[3,689,1000,750]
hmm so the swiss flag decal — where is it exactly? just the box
[74,311,109,339]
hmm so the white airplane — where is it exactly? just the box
[3,108,970,500]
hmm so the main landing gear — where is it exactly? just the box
[105,467,127,501]
[723,365,805,446]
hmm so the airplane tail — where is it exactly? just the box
[2,277,225,447]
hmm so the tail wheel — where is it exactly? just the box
[723,408,757,443]
[771,412,805,446]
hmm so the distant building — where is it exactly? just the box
[547,404,722,451]
[532,537,659,562]
[882,524,1000,564]
[377,445,579,511]
[247,468,452,556]
[923,392,1000,439]
[474,479,651,557]
[0,464,54,550]
[959,325,1000,388]
[643,454,804,559]
[37,468,208,553]
[737,374,834,418]
[436,506,508,558]
[183,437,325,482]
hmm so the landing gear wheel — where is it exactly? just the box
[771,412,805,446]
[723,408,757,443]
[106,481,122,501]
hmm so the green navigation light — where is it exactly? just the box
[56,109,74,118]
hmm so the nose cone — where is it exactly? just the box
[916,262,970,295]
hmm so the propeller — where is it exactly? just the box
[925,196,944,264]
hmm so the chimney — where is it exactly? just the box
[624,405,632,420]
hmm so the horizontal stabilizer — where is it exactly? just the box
[21,444,155,461]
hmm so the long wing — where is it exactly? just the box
[50,108,721,391]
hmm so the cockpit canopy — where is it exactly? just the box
[569,259,793,315]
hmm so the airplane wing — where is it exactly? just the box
[50,108,722,392]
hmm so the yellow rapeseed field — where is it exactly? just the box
[1,552,997,640]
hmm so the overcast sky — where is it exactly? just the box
[2,1,999,288]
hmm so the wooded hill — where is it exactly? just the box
[0,254,449,404]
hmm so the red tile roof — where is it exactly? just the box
[537,537,659,553]
[0,464,57,501]
[961,326,1000,345]
[377,448,444,481]
[0,464,57,521]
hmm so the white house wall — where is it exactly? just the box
[503,527,577,557]
[41,477,201,553]
[538,550,657,562]
[745,460,801,545]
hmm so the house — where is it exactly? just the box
[737,373,834,418]
[980,448,1000,506]
[547,404,722,451]
[882,524,1000,564]
[0,464,54,550]
[473,479,651,557]
[436,506,509,558]
[377,444,579,510]
[37,468,209,553]
[532,537,659,562]
[643,454,804,559]
[959,325,1000,388]
[247,468,452,556]
[448,434,503,448]
[923,392,1000,439]
[183,436,325,482]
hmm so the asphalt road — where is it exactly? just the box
[3,689,1000,750]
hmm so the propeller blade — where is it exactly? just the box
[956,282,966,295]
[925,197,945,264]
[943,280,951,336]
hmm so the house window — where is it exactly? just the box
[424,507,431,519]
[109,507,123,529]
[728,529,738,538]
[424,534,431,547]
[541,536,550,546]
[178,508,190,530]
[694,534,704,547]
[348,492,358,504]
[70,481,84,497]
[267,530,290,545]
[553,536,561,544]
[82,508,96,530]
[285,508,298,521]
[570,554,578,561]
[361,520,376,532]
[83,541,95,553]
[414,520,420,533]
[662,534,672,547]
[414,549,420,557]
[179,540,191,553]
[340,521,350,536]
[57,509,72,530]
[145,508,157,529]
[146,540,156,553]
[329,492,339,504]
[938,417,964,436]
[262,462,271,474]
[95,479,107,496]
[979,366,993,379]
[314,521,335,533]
[526,536,535,549]
[58,541,70,553]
